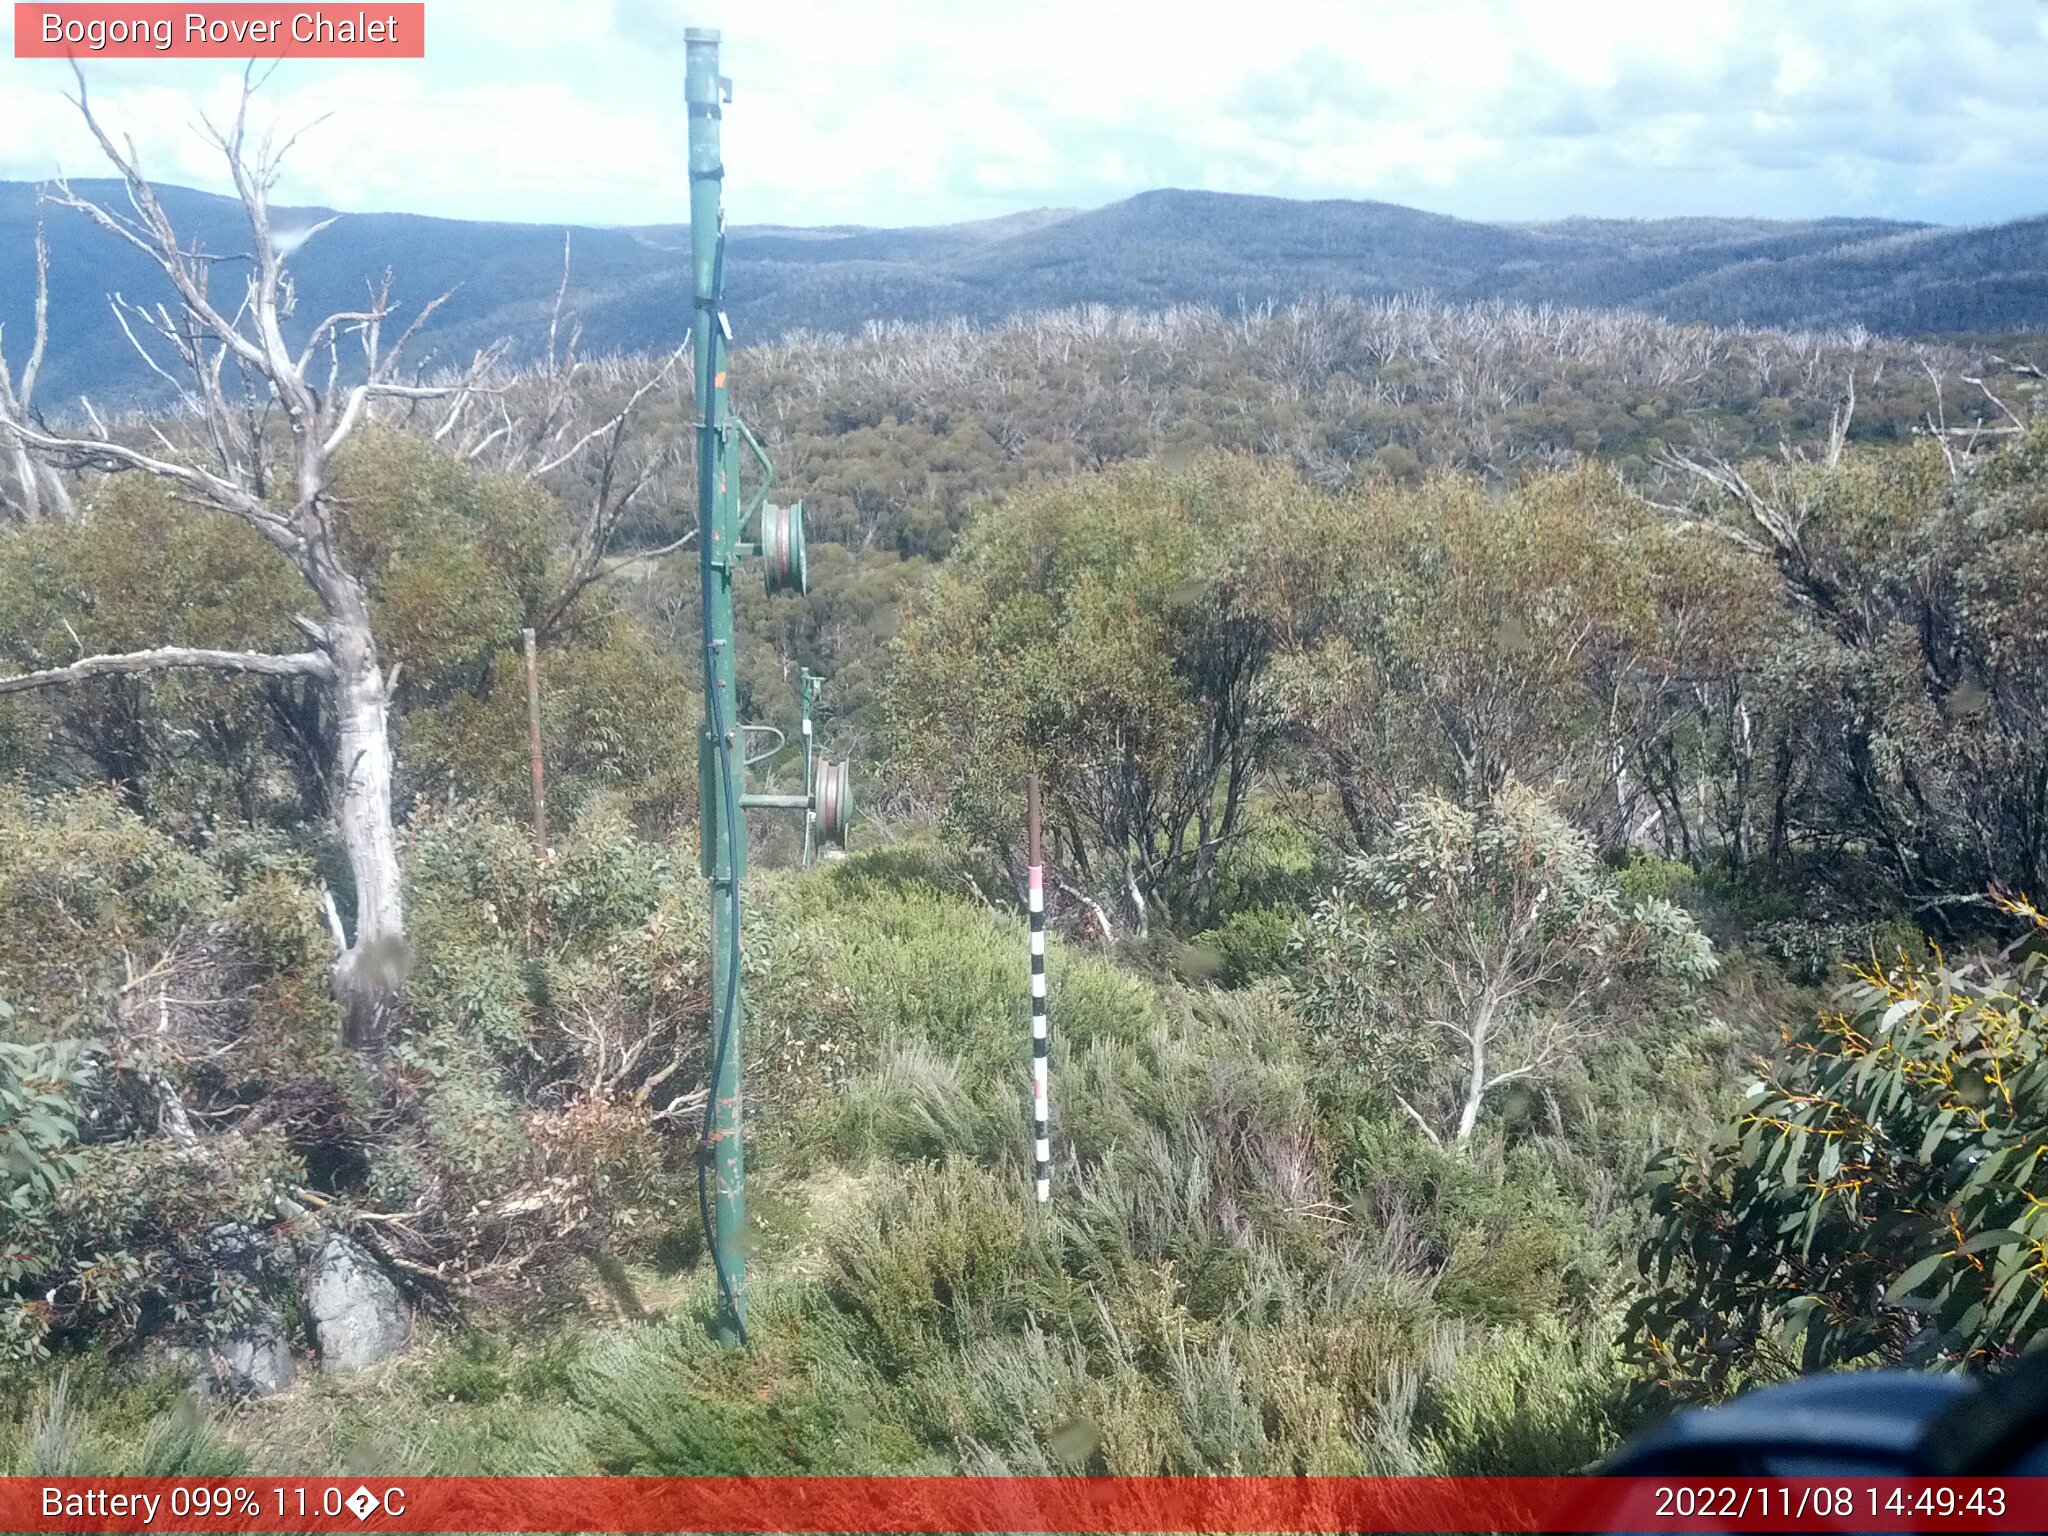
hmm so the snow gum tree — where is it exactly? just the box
[1292,781,1717,1149]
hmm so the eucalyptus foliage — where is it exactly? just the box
[0,1024,94,1360]
[1629,896,2048,1394]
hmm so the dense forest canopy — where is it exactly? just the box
[4,148,2048,1477]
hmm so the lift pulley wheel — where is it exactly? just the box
[759,501,808,597]
[814,758,852,849]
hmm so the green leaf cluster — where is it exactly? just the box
[1629,894,2048,1394]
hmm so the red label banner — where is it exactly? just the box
[13,4,425,58]
[1,1476,2043,1533]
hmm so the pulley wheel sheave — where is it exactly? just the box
[759,501,808,596]
[814,758,852,849]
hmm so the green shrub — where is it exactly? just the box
[1436,1223,1570,1325]
[1207,813,1325,917]
[35,1129,303,1355]
[771,851,1169,1168]
[821,1047,998,1164]
[1189,907,1296,988]
[1613,851,1699,907]
[571,1280,928,1474]
[0,480,311,832]
[1410,1319,1640,1475]
[397,615,697,839]
[824,1159,1056,1377]
[1292,784,1715,1151]
[0,804,314,1360]
[421,1334,510,1405]
[391,806,717,1293]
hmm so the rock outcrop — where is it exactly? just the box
[301,1232,409,1371]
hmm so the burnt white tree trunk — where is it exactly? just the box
[1452,992,1497,1149]
[319,570,406,1047]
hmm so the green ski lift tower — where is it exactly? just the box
[686,26,851,1346]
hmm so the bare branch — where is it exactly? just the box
[1962,374,2026,431]
[321,373,493,460]
[0,645,334,696]
[1654,444,1810,567]
[55,66,270,373]
[374,284,457,380]
[296,293,387,376]
[546,232,578,379]
[1988,353,2048,383]
[110,293,203,407]
[0,415,288,539]
[1389,1091,1445,1150]
[21,211,51,407]
[531,349,680,477]
[1640,502,1771,558]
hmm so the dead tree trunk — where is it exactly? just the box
[0,214,74,523]
[317,566,406,1047]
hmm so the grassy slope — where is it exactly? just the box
[3,837,1787,1481]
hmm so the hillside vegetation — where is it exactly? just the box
[7,178,2048,406]
[4,277,2048,1481]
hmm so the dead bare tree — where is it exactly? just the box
[1649,369,1865,620]
[445,239,693,636]
[1823,367,1856,469]
[0,67,498,1052]
[525,352,693,636]
[0,213,75,521]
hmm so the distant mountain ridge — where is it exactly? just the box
[2,179,2043,408]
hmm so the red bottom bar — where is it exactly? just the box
[5,1476,2043,1533]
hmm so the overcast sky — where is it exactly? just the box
[4,0,2047,229]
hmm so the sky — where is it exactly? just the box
[3,0,2047,230]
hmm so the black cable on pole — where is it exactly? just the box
[695,659,747,1345]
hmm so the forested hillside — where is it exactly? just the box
[5,165,2048,1480]
[6,178,2048,407]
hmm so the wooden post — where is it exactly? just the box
[1027,774,1050,1203]
[522,627,547,852]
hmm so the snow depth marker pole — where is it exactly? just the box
[1027,774,1051,1203]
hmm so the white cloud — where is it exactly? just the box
[1,0,2044,226]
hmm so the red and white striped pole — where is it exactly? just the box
[1027,774,1051,1203]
